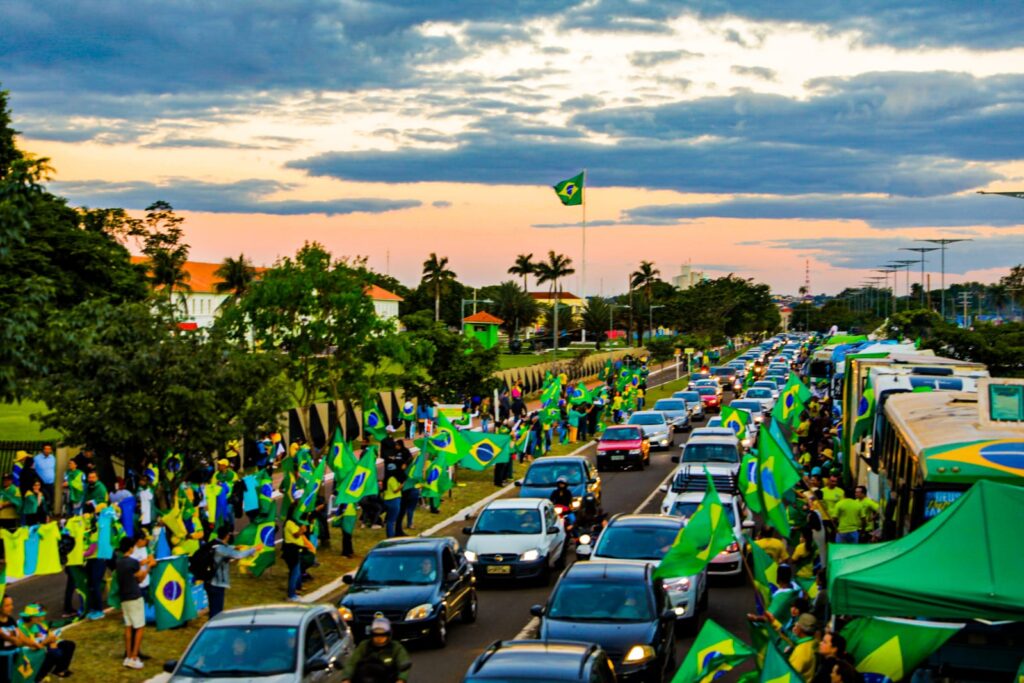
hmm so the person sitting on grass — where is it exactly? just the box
[18,603,77,678]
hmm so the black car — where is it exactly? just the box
[463,640,616,682]
[339,537,477,647]
[531,562,675,682]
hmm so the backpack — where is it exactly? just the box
[190,541,218,582]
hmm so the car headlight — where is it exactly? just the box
[754,415,764,423]
[720,542,740,554]
[520,549,541,562]
[405,603,433,621]
[742,438,752,448]
[623,645,656,664]
[337,606,353,622]
[663,577,692,592]
[463,550,478,563]
[628,448,641,455]
[571,499,581,509]
[578,534,591,546]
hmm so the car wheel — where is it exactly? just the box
[699,583,709,612]
[430,611,448,648]
[537,559,552,587]
[555,543,567,570]
[461,589,478,624]
[663,649,677,680]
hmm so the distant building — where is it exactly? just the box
[132,257,403,327]
[529,291,585,316]
[672,265,704,290]
[462,310,503,349]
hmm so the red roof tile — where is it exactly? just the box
[463,311,504,324]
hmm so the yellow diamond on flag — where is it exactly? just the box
[157,561,187,620]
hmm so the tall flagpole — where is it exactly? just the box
[581,168,587,342]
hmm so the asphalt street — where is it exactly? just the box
[409,388,757,683]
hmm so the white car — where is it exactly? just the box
[670,433,742,482]
[661,491,754,577]
[751,380,780,400]
[627,410,673,449]
[743,387,777,412]
[463,498,567,583]
[705,417,754,450]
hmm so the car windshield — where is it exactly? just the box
[697,387,716,396]
[682,443,739,463]
[711,368,734,377]
[746,390,771,399]
[628,414,664,426]
[653,400,686,411]
[753,383,775,390]
[602,427,640,441]
[548,579,654,622]
[524,463,584,486]
[177,625,298,678]
[355,553,438,585]
[475,508,542,534]
[731,402,761,413]
[675,392,700,402]
[595,525,681,561]
[670,502,737,526]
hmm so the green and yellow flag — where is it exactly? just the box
[756,424,802,536]
[671,618,755,683]
[552,171,584,206]
[852,372,876,441]
[363,402,389,441]
[428,412,470,466]
[761,641,803,683]
[721,405,749,441]
[654,469,735,580]
[327,428,358,482]
[738,452,762,515]
[842,617,963,682]
[460,431,511,471]
[774,372,811,428]
[748,539,779,606]
[150,555,197,630]
[12,648,46,683]
[335,447,379,504]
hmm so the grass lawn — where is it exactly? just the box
[497,351,585,370]
[66,461,527,682]
[0,400,60,441]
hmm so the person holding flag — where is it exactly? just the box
[282,509,310,601]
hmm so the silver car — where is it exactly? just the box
[165,604,354,682]
[672,390,706,421]
[652,398,692,432]
[627,410,672,449]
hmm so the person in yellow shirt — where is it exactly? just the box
[787,613,819,682]
[755,527,789,564]
[833,494,862,544]
[636,387,645,410]
[382,464,404,538]
[790,527,817,579]
[855,485,880,540]
[820,475,845,521]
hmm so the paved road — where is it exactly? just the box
[409,389,756,683]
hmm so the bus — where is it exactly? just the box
[872,378,1024,538]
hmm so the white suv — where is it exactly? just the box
[463,498,567,584]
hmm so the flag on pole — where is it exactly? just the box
[738,452,762,515]
[150,555,197,630]
[670,618,755,683]
[774,372,811,428]
[760,641,803,683]
[842,617,964,682]
[335,447,379,504]
[460,432,511,470]
[748,539,779,605]
[852,373,876,441]
[363,402,388,441]
[327,428,358,482]
[756,426,802,536]
[654,469,735,579]
[721,405,749,441]
[552,171,584,206]
[427,413,469,466]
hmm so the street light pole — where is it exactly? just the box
[919,239,970,319]
[900,247,938,308]
[609,304,630,346]
[460,298,494,334]
[649,305,665,343]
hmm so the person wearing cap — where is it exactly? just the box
[341,617,411,683]
[786,613,820,682]
[549,478,574,509]
[18,602,77,678]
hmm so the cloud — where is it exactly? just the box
[288,135,996,197]
[531,220,623,228]
[432,200,452,208]
[141,137,264,150]
[573,71,1024,163]
[622,194,1024,229]
[561,95,605,111]
[731,65,777,81]
[756,234,1024,273]
[628,50,702,68]
[49,178,422,216]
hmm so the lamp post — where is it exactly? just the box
[891,260,918,312]
[918,239,970,319]
[609,304,630,346]
[900,247,938,308]
[648,305,665,343]
[874,269,896,318]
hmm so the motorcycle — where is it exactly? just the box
[553,504,576,534]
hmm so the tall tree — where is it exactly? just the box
[400,310,500,402]
[534,251,575,355]
[215,253,257,299]
[139,201,191,313]
[581,297,611,348]
[479,281,539,337]
[421,252,457,322]
[508,253,536,292]
[630,260,661,343]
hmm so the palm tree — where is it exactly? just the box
[421,253,457,322]
[214,253,257,300]
[148,247,191,308]
[630,260,660,343]
[534,251,575,355]
[508,253,535,292]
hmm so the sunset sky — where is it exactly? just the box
[4,1,1024,295]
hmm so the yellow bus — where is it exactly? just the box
[872,378,1024,537]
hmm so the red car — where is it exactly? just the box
[696,386,721,413]
[596,425,650,471]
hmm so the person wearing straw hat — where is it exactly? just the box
[18,602,77,678]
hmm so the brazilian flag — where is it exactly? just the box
[842,617,963,682]
[460,432,511,471]
[421,456,453,501]
[720,405,748,441]
[761,641,803,683]
[654,469,735,580]
[428,412,470,466]
[670,618,754,683]
[756,425,802,536]
[327,428,358,482]
[335,447,379,504]
[774,372,811,428]
[738,452,762,515]
[852,372,876,440]
[747,538,779,606]
[162,451,183,483]
[363,402,388,441]
[150,555,197,630]
[552,171,584,206]
[12,648,46,683]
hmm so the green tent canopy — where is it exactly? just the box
[828,480,1024,621]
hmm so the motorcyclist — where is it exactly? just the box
[341,617,411,683]
[549,477,574,508]
[574,492,606,533]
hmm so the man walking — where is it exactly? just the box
[116,535,154,670]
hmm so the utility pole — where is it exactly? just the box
[957,291,971,327]
[919,239,969,319]
[900,247,938,308]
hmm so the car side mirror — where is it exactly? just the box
[670,455,679,464]
[530,604,545,617]
[660,610,677,623]
[462,526,474,535]
[588,478,597,485]
[342,574,354,584]
[742,519,756,529]
[446,570,460,583]
[547,525,559,534]
[514,480,523,487]
[163,660,178,674]
[307,654,331,672]
[659,484,669,493]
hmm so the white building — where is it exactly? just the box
[672,264,705,290]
